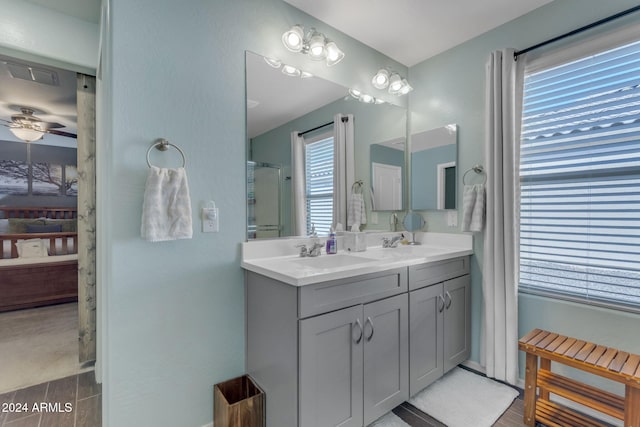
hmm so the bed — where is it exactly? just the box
[0,207,78,312]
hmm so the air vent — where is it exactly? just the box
[5,62,59,86]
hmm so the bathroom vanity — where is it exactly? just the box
[242,233,472,427]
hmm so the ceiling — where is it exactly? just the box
[1,0,555,145]
[283,0,554,66]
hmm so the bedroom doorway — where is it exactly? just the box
[0,56,97,392]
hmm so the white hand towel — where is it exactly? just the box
[347,192,366,230]
[470,184,485,232]
[141,166,193,242]
[461,184,476,232]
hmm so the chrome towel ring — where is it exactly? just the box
[462,164,486,185]
[146,138,187,168]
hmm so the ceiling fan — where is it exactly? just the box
[1,107,77,141]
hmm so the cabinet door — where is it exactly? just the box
[443,274,471,372]
[299,305,363,427]
[362,294,409,425]
[409,284,444,396]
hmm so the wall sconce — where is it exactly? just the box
[282,25,345,66]
[372,68,413,96]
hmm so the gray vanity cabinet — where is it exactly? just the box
[408,257,470,396]
[299,293,408,427]
[246,267,408,427]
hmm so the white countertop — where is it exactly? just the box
[241,232,474,286]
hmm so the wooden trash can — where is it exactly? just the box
[214,375,265,427]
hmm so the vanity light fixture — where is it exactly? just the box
[264,56,313,79]
[371,69,413,96]
[282,25,345,66]
[348,88,385,105]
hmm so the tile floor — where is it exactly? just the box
[0,371,100,427]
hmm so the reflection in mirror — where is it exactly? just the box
[246,51,407,239]
[402,212,425,245]
[370,138,404,211]
[410,124,457,211]
[247,161,282,239]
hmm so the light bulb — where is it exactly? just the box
[388,73,403,94]
[282,25,304,52]
[308,33,327,60]
[348,88,361,99]
[359,94,375,104]
[281,65,301,77]
[399,79,413,95]
[371,69,390,89]
[325,41,344,66]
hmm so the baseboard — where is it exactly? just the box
[461,360,526,390]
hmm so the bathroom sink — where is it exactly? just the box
[292,254,375,269]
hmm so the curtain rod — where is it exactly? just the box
[298,116,348,136]
[514,4,640,59]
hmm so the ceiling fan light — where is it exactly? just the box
[281,64,301,77]
[282,25,305,52]
[9,127,44,142]
[307,33,327,60]
[325,41,344,66]
[371,69,390,89]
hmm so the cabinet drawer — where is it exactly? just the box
[298,268,407,318]
[408,256,469,291]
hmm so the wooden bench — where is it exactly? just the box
[519,329,640,427]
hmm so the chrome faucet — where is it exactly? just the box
[308,223,317,238]
[297,241,323,257]
[382,234,403,248]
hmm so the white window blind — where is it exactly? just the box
[305,136,334,236]
[519,38,640,310]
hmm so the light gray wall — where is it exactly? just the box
[407,0,640,381]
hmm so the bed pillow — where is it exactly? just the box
[44,219,77,232]
[8,218,46,233]
[25,224,63,233]
[15,239,49,258]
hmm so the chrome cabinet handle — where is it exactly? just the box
[365,317,374,341]
[438,295,445,312]
[445,291,452,309]
[353,318,363,344]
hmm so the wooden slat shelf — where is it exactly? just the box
[519,328,640,427]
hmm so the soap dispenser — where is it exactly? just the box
[326,229,337,254]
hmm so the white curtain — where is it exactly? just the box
[291,131,306,236]
[333,113,354,231]
[482,49,524,385]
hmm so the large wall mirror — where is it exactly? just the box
[410,124,458,210]
[246,50,407,239]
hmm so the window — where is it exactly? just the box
[519,37,640,311]
[305,135,334,236]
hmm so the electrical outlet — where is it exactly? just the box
[447,210,458,227]
[202,207,219,232]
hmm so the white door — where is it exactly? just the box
[372,162,402,210]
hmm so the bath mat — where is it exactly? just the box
[367,411,410,427]
[408,367,519,427]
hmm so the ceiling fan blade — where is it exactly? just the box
[46,129,77,139]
